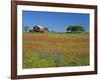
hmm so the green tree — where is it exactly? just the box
[44,27,49,31]
[24,26,29,32]
[51,30,55,33]
[66,25,85,33]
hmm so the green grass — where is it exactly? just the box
[24,32,89,38]
[23,52,89,68]
[23,33,89,68]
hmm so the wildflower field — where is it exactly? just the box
[23,33,89,68]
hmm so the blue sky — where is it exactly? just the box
[22,11,89,32]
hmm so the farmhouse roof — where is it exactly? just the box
[35,25,44,29]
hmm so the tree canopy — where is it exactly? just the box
[66,25,85,33]
[44,27,48,31]
[24,26,29,32]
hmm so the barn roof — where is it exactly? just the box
[35,25,44,29]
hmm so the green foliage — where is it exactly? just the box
[51,30,55,33]
[23,52,89,68]
[23,52,63,68]
[67,25,85,33]
[44,27,48,31]
[24,26,29,32]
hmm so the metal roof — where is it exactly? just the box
[35,25,44,29]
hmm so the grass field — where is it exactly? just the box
[23,33,89,69]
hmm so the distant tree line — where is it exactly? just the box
[23,25,85,33]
